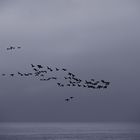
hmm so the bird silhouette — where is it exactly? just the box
[72,84,76,86]
[101,80,110,86]
[33,68,38,72]
[57,83,64,87]
[10,74,14,76]
[17,46,21,49]
[83,85,86,87]
[37,65,43,69]
[40,74,44,77]
[67,84,71,86]
[34,72,40,76]
[69,81,73,84]
[23,73,29,76]
[62,68,67,71]
[57,82,61,86]
[55,68,59,71]
[93,81,100,85]
[72,77,79,82]
[65,98,70,102]
[64,77,68,79]
[105,82,110,85]
[40,79,46,81]
[103,85,108,89]
[68,72,75,77]
[7,46,15,50]
[78,84,81,87]
[31,64,35,68]
[51,77,57,80]
[40,70,47,73]
[28,73,33,75]
[17,72,23,76]
[46,78,52,81]
[101,80,105,83]
[47,66,53,72]
[96,85,103,89]
[67,77,72,80]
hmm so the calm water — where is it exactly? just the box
[0,123,140,140]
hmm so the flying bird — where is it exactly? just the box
[17,46,21,49]
[47,66,53,71]
[78,84,81,87]
[17,72,23,76]
[33,68,38,72]
[37,65,43,69]
[83,85,87,87]
[40,74,44,77]
[93,81,100,85]
[101,80,105,83]
[55,68,59,71]
[68,72,72,76]
[64,77,68,79]
[57,82,61,86]
[10,74,14,76]
[46,78,52,81]
[40,79,47,81]
[62,68,67,71]
[67,84,71,86]
[31,64,35,68]
[65,98,70,102]
[101,80,110,85]
[7,46,15,50]
[72,84,76,86]
[51,77,57,80]
[103,85,108,89]
[70,96,74,99]
[96,85,103,89]
[57,83,64,87]
[105,82,110,85]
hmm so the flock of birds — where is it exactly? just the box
[6,46,21,50]
[1,46,111,102]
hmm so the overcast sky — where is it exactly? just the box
[0,0,140,122]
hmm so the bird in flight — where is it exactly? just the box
[31,64,35,68]
[47,66,53,71]
[17,46,21,49]
[62,68,67,71]
[37,65,43,69]
[6,46,21,51]
[101,80,110,85]
[55,68,59,71]
[10,74,14,77]
[0,62,111,102]
[6,46,15,50]
[65,96,74,102]
[65,98,70,102]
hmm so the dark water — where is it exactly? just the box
[0,123,140,140]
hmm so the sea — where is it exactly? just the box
[0,123,140,140]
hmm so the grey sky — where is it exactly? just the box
[0,0,140,122]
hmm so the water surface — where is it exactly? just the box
[0,123,140,140]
